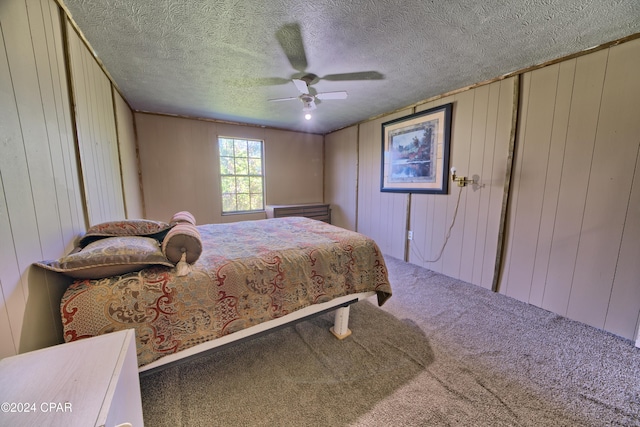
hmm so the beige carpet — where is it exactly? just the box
[140,256,640,426]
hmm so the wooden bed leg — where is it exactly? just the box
[330,306,352,339]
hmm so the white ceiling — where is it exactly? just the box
[61,0,640,134]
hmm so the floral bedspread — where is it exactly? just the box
[61,217,392,367]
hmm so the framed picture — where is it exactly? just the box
[381,103,452,194]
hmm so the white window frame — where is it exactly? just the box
[218,137,265,214]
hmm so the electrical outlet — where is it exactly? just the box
[407,230,413,240]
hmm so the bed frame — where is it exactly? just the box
[23,268,375,375]
[138,291,375,375]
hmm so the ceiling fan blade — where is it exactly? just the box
[275,23,308,72]
[321,71,385,81]
[292,79,309,94]
[316,91,348,100]
[268,96,299,102]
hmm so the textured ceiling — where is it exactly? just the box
[61,0,640,134]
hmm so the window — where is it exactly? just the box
[218,137,265,213]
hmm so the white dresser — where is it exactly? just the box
[0,329,143,427]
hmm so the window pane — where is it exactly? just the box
[237,193,251,211]
[250,176,263,193]
[251,193,263,210]
[219,139,234,157]
[221,176,235,193]
[220,157,235,175]
[248,140,262,157]
[236,176,250,193]
[222,194,236,212]
[249,158,262,175]
[234,140,248,158]
[235,157,249,175]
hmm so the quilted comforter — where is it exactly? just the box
[61,217,392,367]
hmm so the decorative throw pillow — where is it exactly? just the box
[78,219,173,247]
[170,211,196,225]
[162,223,203,264]
[34,236,174,279]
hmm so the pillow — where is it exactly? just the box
[170,211,196,225]
[79,219,173,247]
[162,223,202,264]
[34,236,174,279]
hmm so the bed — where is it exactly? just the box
[41,216,392,373]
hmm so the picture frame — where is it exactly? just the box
[380,103,453,194]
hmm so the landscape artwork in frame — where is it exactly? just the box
[380,103,452,194]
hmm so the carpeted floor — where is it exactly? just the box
[140,256,640,426]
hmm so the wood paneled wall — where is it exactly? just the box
[324,126,358,230]
[0,0,85,357]
[501,38,640,339]
[356,109,413,259]
[135,113,324,225]
[66,24,125,225]
[114,91,144,219]
[326,39,640,341]
[409,78,515,288]
[345,79,515,280]
[0,0,141,358]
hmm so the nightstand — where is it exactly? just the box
[0,329,143,427]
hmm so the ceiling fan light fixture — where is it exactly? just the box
[304,113,312,120]
[302,97,316,112]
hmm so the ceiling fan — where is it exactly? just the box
[268,73,348,119]
[262,23,384,119]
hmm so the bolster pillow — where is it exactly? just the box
[170,211,196,226]
[162,223,202,265]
